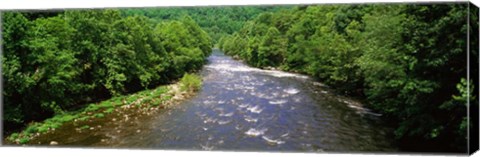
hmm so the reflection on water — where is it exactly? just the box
[109,49,397,152]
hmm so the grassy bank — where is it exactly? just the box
[6,73,203,145]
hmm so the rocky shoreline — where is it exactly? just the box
[5,82,198,147]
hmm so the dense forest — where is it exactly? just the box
[2,3,478,153]
[122,6,287,43]
[2,9,212,134]
[219,3,478,152]
[2,6,286,135]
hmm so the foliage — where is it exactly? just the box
[2,9,211,135]
[220,3,472,152]
[2,4,475,152]
[122,6,288,43]
[179,73,202,92]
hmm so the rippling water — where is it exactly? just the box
[111,49,397,152]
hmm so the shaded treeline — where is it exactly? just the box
[122,6,288,43]
[2,9,212,135]
[469,3,479,154]
[219,3,477,152]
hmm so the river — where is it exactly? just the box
[92,49,396,152]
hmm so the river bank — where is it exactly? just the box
[101,50,396,151]
[4,74,202,146]
[4,50,397,151]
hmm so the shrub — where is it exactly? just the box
[80,125,90,130]
[78,116,90,121]
[24,125,38,134]
[94,113,105,118]
[19,137,30,144]
[104,108,115,114]
[37,126,49,133]
[179,73,202,92]
[85,104,100,112]
[8,133,19,141]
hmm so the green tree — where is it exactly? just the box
[2,9,212,136]
[257,27,287,67]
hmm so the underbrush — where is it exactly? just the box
[179,73,202,92]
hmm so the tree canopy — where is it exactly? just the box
[2,9,212,134]
[122,6,288,43]
[220,3,476,152]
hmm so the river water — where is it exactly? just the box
[108,49,397,152]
